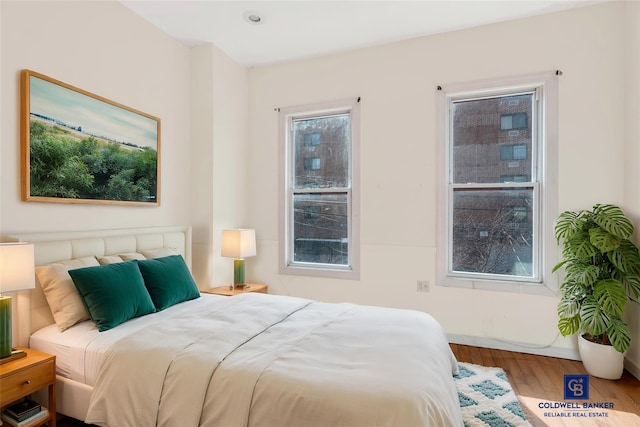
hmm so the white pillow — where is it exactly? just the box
[36,256,99,331]
[140,248,178,259]
[118,252,147,261]
[97,255,124,265]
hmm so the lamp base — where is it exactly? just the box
[233,259,246,288]
[0,348,26,365]
[0,295,12,358]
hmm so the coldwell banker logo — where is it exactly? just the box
[541,374,612,420]
[564,374,589,400]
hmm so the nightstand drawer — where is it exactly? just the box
[0,358,54,403]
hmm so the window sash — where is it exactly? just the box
[447,182,541,283]
[287,188,352,270]
[449,89,538,185]
[293,113,350,189]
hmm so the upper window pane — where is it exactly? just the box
[452,93,533,184]
[294,114,349,189]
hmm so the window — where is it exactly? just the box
[304,132,321,146]
[437,72,559,293]
[500,144,527,161]
[279,99,360,279]
[500,112,528,130]
[303,157,321,170]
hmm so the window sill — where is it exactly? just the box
[280,264,360,281]
[438,275,557,296]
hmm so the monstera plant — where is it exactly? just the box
[553,204,640,354]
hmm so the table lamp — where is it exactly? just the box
[221,229,256,289]
[0,243,35,359]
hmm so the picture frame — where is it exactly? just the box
[20,70,161,206]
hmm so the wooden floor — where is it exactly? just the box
[56,344,639,427]
[451,344,640,426]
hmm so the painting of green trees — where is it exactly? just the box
[29,120,157,202]
[22,70,160,205]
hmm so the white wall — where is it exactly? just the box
[247,1,638,366]
[190,46,216,288]
[190,44,250,288]
[0,1,191,235]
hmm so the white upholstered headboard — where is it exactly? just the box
[8,226,192,347]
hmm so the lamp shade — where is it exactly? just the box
[221,229,256,259]
[0,243,35,293]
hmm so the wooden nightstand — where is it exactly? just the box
[202,283,268,296]
[0,347,56,427]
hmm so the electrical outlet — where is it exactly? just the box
[417,280,430,293]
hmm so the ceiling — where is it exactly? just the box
[120,0,607,67]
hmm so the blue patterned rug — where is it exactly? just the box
[454,362,531,427]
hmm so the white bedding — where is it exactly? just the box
[81,292,462,427]
[30,293,227,385]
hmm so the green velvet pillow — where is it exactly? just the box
[69,261,156,331]
[137,255,200,310]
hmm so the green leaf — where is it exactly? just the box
[557,295,581,318]
[592,204,635,239]
[564,263,599,286]
[588,228,620,253]
[607,317,631,353]
[619,273,640,301]
[552,260,568,273]
[555,211,582,243]
[564,231,598,259]
[580,296,609,336]
[593,279,627,316]
[607,240,640,274]
[559,280,588,299]
[558,316,580,337]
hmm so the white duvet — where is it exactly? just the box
[86,293,463,427]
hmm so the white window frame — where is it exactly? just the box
[279,98,360,280]
[436,72,559,295]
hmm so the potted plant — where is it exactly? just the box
[553,204,640,379]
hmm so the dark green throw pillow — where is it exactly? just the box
[69,261,156,331]
[137,255,200,310]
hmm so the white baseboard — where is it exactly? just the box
[448,334,580,360]
[624,357,640,380]
[449,334,640,380]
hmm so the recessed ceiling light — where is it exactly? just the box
[243,10,263,25]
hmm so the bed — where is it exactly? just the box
[10,226,463,427]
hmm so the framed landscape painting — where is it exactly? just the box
[20,70,160,205]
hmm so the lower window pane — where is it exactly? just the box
[452,188,533,277]
[293,193,348,265]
